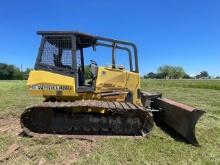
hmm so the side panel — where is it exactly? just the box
[125,72,141,104]
[95,67,127,92]
[27,70,76,96]
[95,67,141,104]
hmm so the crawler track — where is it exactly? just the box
[21,100,154,137]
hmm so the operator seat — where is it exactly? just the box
[90,60,98,78]
[87,60,98,86]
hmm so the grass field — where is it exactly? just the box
[0,80,219,164]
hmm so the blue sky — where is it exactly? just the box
[0,0,219,76]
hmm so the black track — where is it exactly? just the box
[20,100,154,136]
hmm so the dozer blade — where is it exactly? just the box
[152,98,205,145]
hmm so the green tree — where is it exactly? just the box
[200,71,209,78]
[157,65,171,79]
[144,72,157,79]
[157,65,185,79]
[84,65,93,79]
[196,71,209,79]
[183,73,190,79]
[174,67,185,79]
[25,68,32,75]
[0,63,26,80]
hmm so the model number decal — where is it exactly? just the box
[30,85,71,91]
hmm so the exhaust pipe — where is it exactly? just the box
[141,91,205,145]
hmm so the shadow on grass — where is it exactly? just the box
[153,117,198,146]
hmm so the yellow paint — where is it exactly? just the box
[27,70,76,96]
[95,67,141,104]
[27,67,141,105]
[95,67,126,91]
[125,71,141,104]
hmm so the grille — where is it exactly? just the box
[40,37,73,69]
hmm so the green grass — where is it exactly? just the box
[0,80,42,118]
[141,79,220,90]
[0,80,220,164]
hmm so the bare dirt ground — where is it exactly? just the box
[0,117,100,164]
[0,118,22,163]
[0,117,143,164]
[0,117,21,135]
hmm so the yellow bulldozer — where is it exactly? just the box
[21,31,205,145]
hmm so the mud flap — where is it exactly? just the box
[152,98,205,145]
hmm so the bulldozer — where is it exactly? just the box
[21,31,205,145]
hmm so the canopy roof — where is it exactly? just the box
[37,31,139,72]
[38,31,98,48]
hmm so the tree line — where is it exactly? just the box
[0,63,31,80]
[144,65,214,79]
[0,63,218,80]
[0,63,93,80]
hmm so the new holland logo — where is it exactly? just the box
[30,85,71,91]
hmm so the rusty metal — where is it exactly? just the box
[141,91,205,145]
[152,98,205,145]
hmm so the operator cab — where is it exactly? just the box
[35,31,139,92]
